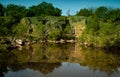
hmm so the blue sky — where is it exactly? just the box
[0,0,120,15]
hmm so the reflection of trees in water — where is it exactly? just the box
[0,62,61,77]
[0,43,74,77]
[43,43,75,62]
[0,51,19,77]
[0,51,61,76]
[80,47,120,75]
[0,43,75,63]
[9,62,61,75]
[21,43,75,62]
[0,63,7,77]
[1,43,120,76]
[22,62,61,74]
[28,46,33,62]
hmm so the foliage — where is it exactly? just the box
[0,17,15,36]
[0,44,7,53]
[95,6,108,18]
[0,2,62,38]
[12,23,28,38]
[11,16,74,41]
[80,7,120,48]
[1,1,61,18]
[106,9,120,23]
[0,3,4,16]
[48,28,61,40]
[76,8,93,17]
[6,4,27,21]
[32,22,49,40]
[27,2,61,16]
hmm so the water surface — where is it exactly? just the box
[0,43,120,77]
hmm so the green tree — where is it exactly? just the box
[95,6,108,19]
[106,9,120,23]
[76,8,93,17]
[6,4,27,20]
[53,8,61,16]
[0,17,15,36]
[0,3,4,16]
[80,7,120,48]
[26,6,36,17]
[27,2,61,16]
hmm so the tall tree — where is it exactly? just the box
[0,3,4,16]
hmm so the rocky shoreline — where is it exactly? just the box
[0,37,75,51]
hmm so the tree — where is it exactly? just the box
[0,3,4,16]
[95,6,108,18]
[6,4,27,20]
[27,2,61,16]
[76,8,93,17]
[53,8,61,16]
[80,6,120,48]
[0,17,14,36]
[106,9,120,22]
[26,6,36,17]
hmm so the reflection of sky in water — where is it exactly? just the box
[4,62,120,77]
[4,68,42,77]
[118,68,120,71]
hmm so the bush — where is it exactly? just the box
[80,16,120,48]
[48,28,61,40]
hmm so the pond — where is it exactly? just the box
[0,43,120,77]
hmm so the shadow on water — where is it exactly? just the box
[0,43,120,77]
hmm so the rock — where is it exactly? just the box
[60,39,65,43]
[84,42,88,47]
[66,39,75,43]
[15,39,22,45]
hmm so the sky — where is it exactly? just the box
[0,0,120,15]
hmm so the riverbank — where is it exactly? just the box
[0,36,76,51]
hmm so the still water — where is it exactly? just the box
[0,43,120,77]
